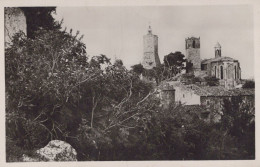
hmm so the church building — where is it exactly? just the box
[185,36,241,89]
[200,42,241,89]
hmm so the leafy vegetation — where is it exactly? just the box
[5,21,254,161]
[242,80,255,89]
[20,7,61,38]
[163,51,185,77]
[204,76,219,86]
[131,52,186,83]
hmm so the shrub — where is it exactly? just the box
[242,80,255,88]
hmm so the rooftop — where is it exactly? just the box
[201,56,238,64]
[186,36,200,40]
[169,81,254,97]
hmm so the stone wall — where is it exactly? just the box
[186,48,201,71]
[161,86,175,109]
[200,95,255,122]
[142,34,161,69]
[210,61,241,89]
[4,7,27,47]
[185,37,201,74]
[174,85,200,105]
[185,38,200,49]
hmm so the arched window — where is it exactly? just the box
[234,66,237,79]
[192,40,196,48]
[220,66,223,79]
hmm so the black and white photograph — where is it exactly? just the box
[2,0,260,166]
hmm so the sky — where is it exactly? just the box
[53,5,254,79]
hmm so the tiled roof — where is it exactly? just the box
[168,81,254,97]
[201,59,211,64]
[201,56,238,64]
[198,86,254,96]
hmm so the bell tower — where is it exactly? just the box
[185,37,201,74]
[142,25,161,69]
[215,42,221,58]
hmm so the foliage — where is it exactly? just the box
[20,7,61,38]
[6,28,254,162]
[163,51,185,77]
[5,29,154,161]
[6,29,88,157]
[220,97,255,159]
[131,63,144,75]
[131,51,186,83]
[114,59,123,67]
[204,76,219,86]
[242,80,255,89]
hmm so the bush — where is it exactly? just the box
[204,76,219,86]
[242,80,255,88]
[5,28,155,161]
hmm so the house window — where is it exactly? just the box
[193,40,196,48]
[201,64,207,70]
[183,94,185,98]
[206,100,210,105]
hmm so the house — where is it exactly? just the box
[168,81,254,121]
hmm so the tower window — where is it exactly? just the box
[192,40,196,48]
[220,66,223,79]
[235,66,237,79]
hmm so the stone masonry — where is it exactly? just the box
[4,7,27,47]
[142,25,161,69]
[185,37,201,75]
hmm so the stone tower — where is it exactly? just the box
[215,42,221,58]
[142,25,161,69]
[185,37,201,74]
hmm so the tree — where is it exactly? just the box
[207,96,255,159]
[163,51,185,77]
[242,80,255,89]
[114,59,123,67]
[20,7,61,38]
[5,28,156,161]
[131,63,144,75]
[5,29,88,152]
[204,76,219,86]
